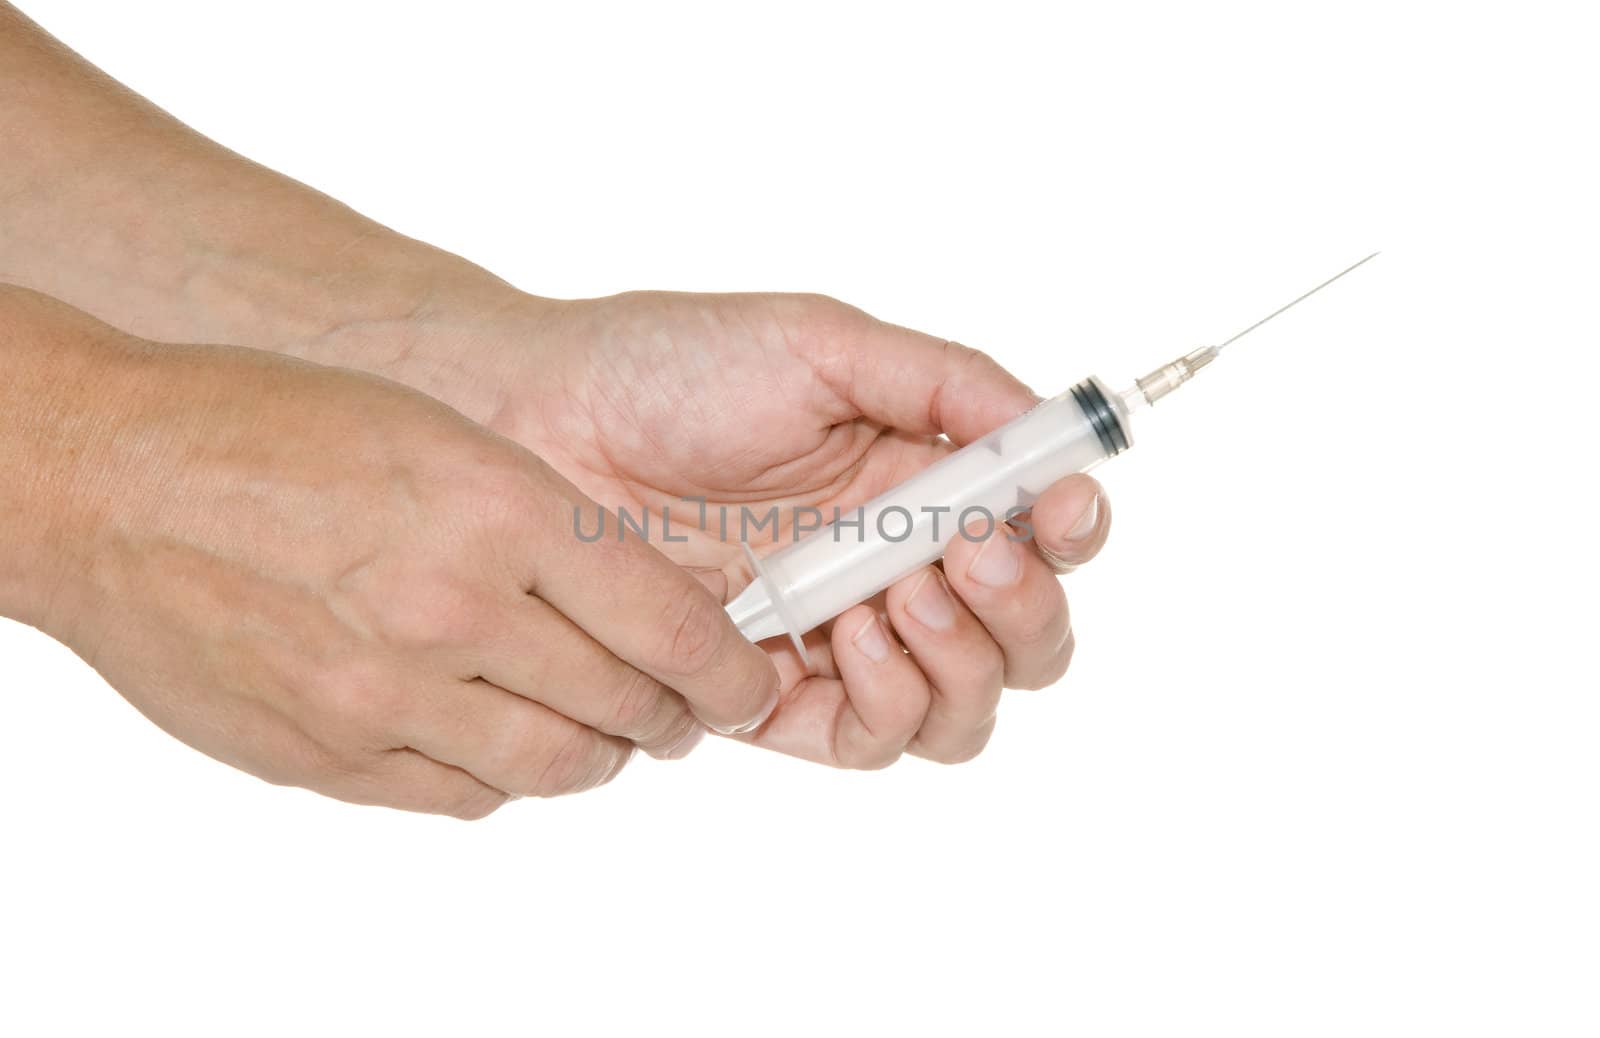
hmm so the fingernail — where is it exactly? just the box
[663,722,706,760]
[906,571,957,631]
[1066,496,1100,542]
[967,534,1022,588]
[851,613,893,663]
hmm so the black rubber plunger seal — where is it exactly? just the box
[1069,379,1129,457]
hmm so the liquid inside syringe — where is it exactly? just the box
[725,254,1378,659]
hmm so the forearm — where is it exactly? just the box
[0,3,527,411]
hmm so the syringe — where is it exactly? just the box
[726,254,1378,658]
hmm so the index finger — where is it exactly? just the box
[794,301,1041,444]
[524,487,779,735]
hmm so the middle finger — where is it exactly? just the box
[883,565,1006,763]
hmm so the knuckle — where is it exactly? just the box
[835,726,909,772]
[1009,671,1050,693]
[531,729,614,798]
[313,660,401,733]
[466,458,553,543]
[940,639,1007,704]
[604,668,675,743]
[300,739,372,784]
[922,743,979,765]
[845,744,905,771]
[943,339,1007,382]
[258,738,352,791]
[442,785,510,821]
[376,578,493,650]
[1012,630,1076,690]
[941,338,984,365]
[1009,585,1068,651]
[657,593,726,678]
[306,744,509,819]
[918,719,997,765]
[796,292,858,323]
[1009,612,1060,657]
[779,291,851,320]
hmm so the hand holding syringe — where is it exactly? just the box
[728,254,1378,660]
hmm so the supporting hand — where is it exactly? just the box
[347,290,1112,768]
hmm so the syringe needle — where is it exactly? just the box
[1127,251,1379,408]
[1217,251,1380,350]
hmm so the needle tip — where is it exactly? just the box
[1215,251,1381,350]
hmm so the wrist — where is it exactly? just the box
[267,235,555,424]
[0,288,147,635]
[19,149,548,425]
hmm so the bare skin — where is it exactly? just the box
[354,291,1110,767]
[0,4,1110,806]
[0,287,778,816]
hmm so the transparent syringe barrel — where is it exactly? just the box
[758,377,1131,636]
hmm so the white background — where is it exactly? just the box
[3,1,1596,1034]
